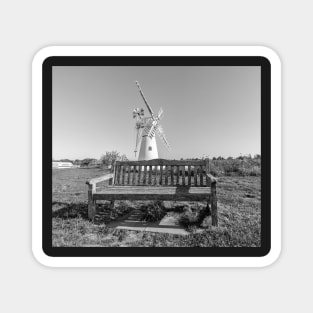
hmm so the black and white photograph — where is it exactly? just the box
[51,60,265,251]
[7,0,313,310]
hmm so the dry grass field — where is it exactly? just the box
[52,167,261,247]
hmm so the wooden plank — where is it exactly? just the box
[171,166,174,186]
[121,166,125,185]
[154,165,158,185]
[200,165,204,186]
[137,165,142,185]
[94,193,211,201]
[205,158,210,187]
[115,165,120,185]
[206,173,217,184]
[132,165,136,185]
[127,165,130,185]
[176,165,180,185]
[149,165,152,185]
[182,165,185,186]
[160,165,163,185]
[115,159,207,167]
[96,186,211,193]
[211,182,218,226]
[165,165,169,185]
[194,166,198,186]
[143,165,147,185]
[188,165,191,185]
[94,186,211,201]
[112,162,116,185]
[114,165,121,185]
[87,184,96,220]
[87,173,114,185]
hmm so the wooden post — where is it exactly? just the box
[165,165,169,185]
[111,161,116,185]
[137,165,142,185]
[200,165,204,186]
[121,166,125,185]
[127,166,131,185]
[149,165,152,185]
[194,166,198,186]
[211,181,218,226]
[154,165,158,185]
[160,165,163,185]
[115,164,120,185]
[87,183,96,220]
[205,159,210,186]
[143,166,147,184]
[188,165,191,185]
[132,165,136,185]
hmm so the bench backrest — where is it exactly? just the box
[113,159,210,187]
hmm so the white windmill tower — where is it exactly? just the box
[133,81,170,160]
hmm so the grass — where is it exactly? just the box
[52,168,261,247]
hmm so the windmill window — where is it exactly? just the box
[148,146,152,151]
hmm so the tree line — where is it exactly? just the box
[54,151,128,168]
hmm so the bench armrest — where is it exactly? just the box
[86,173,114,189]
[206,173,217,185]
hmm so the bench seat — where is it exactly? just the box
[94,186,212,201]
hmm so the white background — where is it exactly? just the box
[1,0,311,312]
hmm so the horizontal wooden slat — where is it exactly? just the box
[94,186,211,201]
[97,186,211,192]
[115,159,207,166]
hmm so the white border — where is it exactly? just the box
[32,46,281,267]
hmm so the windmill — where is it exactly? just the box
[133,81,170,160]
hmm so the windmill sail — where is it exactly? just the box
[156,125,170,150]
[157,107,163,120]
[135,81,154,117]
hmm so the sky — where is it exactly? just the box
[52,66,260,160]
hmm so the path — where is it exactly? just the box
[108,209,189,236]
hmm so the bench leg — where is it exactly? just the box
[211,183,218,226]
[88,188,96,220]
[206,200,211,216]
[211,197,218,226]
[88,200,96,220]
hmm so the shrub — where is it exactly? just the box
[210,156,261,177]
[179,206,208,228]
[100,151,128,167]
[140,201,166,222]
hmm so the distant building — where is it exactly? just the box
[52,161,76,168]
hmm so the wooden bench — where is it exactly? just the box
[86,158,218,226]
